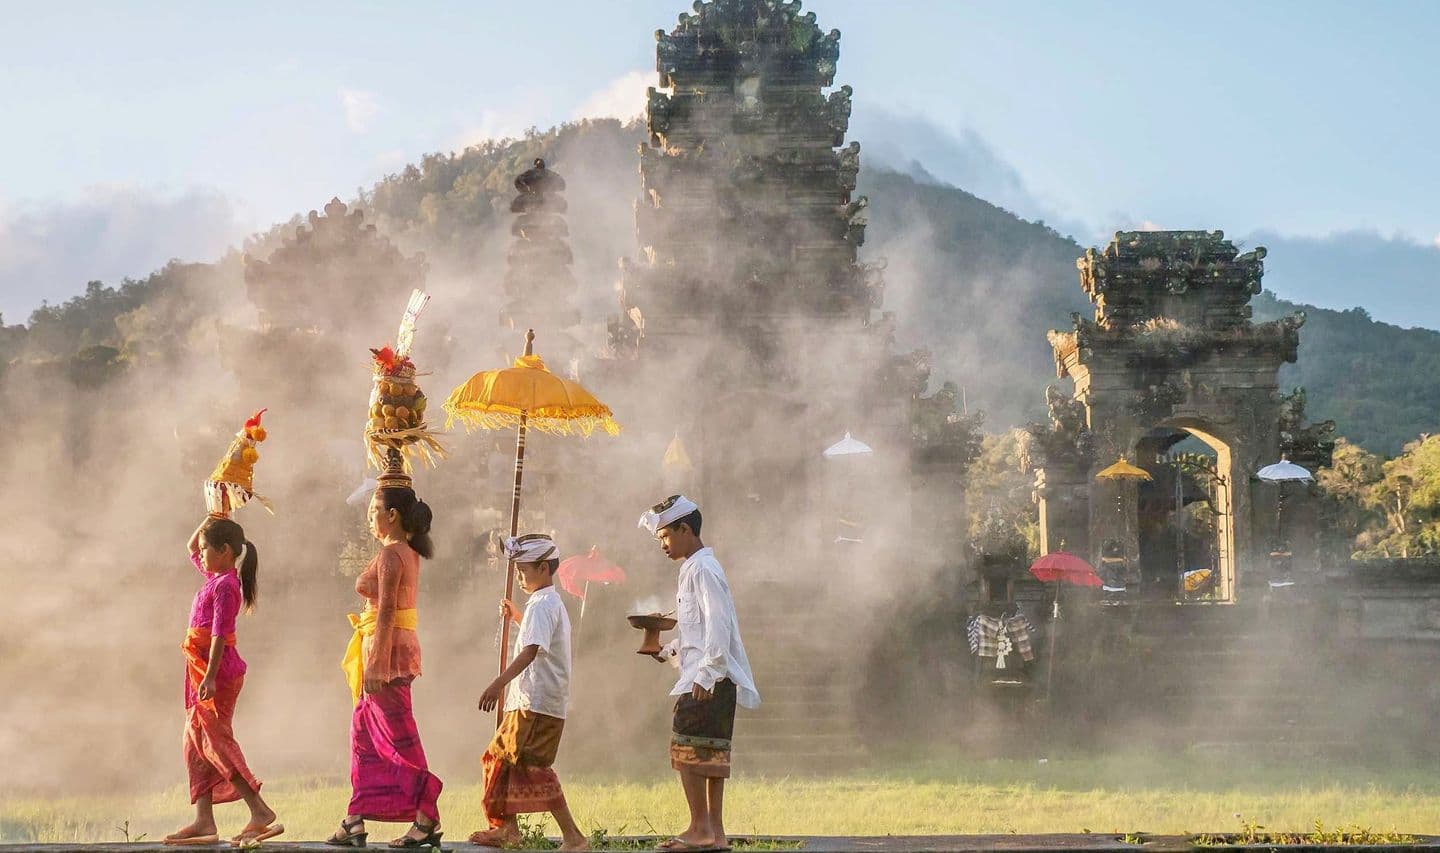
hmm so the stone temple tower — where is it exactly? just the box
[606,0,907,555]
[594,0,979,771]
[614,0,879,367]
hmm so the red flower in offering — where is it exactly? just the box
[369,345,413,376]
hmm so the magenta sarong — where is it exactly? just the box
[348,678,442,823]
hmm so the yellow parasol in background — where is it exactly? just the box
[663,433,693,472]
[1096,457,1153,482]
[442,329,620,725]
[1095,457,1152,581]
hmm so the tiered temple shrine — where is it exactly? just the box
[502,159,580,332]
[595,0,979,768]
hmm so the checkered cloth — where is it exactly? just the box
[967,613,1036,662]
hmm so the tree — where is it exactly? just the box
[1341,434,1440,558]
[964,428,1039,558]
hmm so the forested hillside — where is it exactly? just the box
[4,118,1437,454]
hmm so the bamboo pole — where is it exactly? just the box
[496,329,535,728]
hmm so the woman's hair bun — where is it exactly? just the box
[406,499,433,537]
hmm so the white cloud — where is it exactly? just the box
[0,185,252,323]
[1136,220,1164,231]
[1433,232,1440,249]
[572,69,651,122]
[339,87,381,134]
[447,109,533,153]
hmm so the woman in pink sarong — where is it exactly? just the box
[164,517,283,847]
[328,485,443,849]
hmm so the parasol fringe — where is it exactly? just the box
[442,406,621,438]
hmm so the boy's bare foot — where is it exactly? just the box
[468,827,520,847]
[657,836,717,851]
[558,839,590,852]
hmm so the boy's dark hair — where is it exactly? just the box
[666,509,702,536]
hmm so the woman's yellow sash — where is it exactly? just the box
[342,607,418,705]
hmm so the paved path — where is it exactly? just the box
[3,836,1439,853]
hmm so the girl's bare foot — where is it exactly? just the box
[164,820,221,846]
[165,820,219,841]
[230,806,279,842]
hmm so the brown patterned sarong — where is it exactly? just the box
[481,710,567,827]
[670,679,736,778]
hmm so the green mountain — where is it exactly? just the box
[5,119,1438,455]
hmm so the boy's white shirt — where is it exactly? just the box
[505,585,571,718]
[658,546,761,709]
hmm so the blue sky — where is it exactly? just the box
[2,1,1437,324]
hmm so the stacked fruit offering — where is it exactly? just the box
[364,345,444,472]
[368,373,428,433]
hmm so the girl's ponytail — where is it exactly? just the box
[239,539,259,613]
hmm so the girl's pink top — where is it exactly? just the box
[188,551,248,682]
[356,541,423,683]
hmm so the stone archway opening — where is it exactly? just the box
[1134,422,1236,602]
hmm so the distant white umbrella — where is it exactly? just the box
[1258,458,1313,558]
[1257,459,1313,483]
[823,432,873,458]
[346,477,378,506]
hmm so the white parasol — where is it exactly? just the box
[1257,459,1313,483]
[823,432,873,458]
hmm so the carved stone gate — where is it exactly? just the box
[1029,231,1332,600]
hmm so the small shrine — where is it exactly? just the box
[501,159,580,331]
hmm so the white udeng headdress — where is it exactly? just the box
[638,494,699,535]
[505,533,558,564]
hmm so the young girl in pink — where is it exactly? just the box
[164,517,283,847]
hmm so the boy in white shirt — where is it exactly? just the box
[472,534,588,851]
[639,495,760,853]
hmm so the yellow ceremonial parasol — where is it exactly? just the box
[442,329,619,725]
[663,432,693,472]
[1095,457,1151,578]
[1095,457,1153,481]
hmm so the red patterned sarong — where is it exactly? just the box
[349,677,443,823]
[182,628,260,804]
[481,710,567,827]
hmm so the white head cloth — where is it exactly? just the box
[638,494,699,535]
[505,533,558,564]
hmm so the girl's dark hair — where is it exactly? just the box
[202,517,259,612]
[380,487,435,559]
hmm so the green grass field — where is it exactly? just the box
[6,752,1440,844]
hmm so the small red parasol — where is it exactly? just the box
[1028,551,1102,587]
[557,546,626,600]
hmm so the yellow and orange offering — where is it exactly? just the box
[204,409,273,517]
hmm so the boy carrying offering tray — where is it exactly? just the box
[472,534,588,851]
[639,495,761,853]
